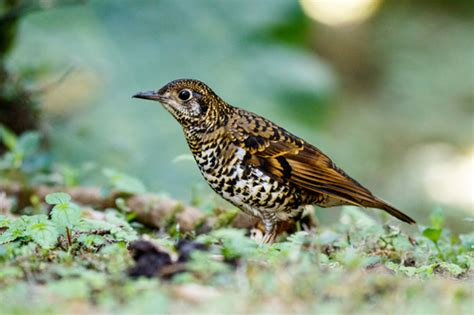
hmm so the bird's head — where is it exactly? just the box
[133,79,230,129]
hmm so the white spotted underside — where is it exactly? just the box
[193,144,303,221]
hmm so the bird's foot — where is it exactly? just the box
[261,230,277,244]
[261,216,278,244]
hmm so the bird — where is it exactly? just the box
[133,79,416,243]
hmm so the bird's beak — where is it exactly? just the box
[132,90,163,101]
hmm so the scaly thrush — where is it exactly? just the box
[134,79,415,243]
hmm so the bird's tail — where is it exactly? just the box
[364,198,416,224]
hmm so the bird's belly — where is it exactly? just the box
[199,163,302,220]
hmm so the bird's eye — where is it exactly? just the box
[178,89,192,101]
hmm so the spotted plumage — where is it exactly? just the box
[134,79,416,243]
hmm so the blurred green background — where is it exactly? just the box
[2,0,473,231]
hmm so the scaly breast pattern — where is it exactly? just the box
[192,137,303,220]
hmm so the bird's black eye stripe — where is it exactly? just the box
[178,89,192,101]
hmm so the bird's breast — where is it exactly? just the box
[192,141,303,219]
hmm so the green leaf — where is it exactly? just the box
[115,197,131,212]
[429,208,445,229]
[362,255,380,268]
[51,202,81,230]
[76,218,114,233]
[423,227,442,244]
[438,262,465,276]
[0,125,17,150]
[45,192,72,205]
[286,231,310,245]
[335,247,363,268]
[103,168,146,194]
[26,215,59,249]
[0,151,19,169]
[16,131,40,156]
[0,216,30,244]
[0,215,10,228]
[77,234,106,247]
[104,210,138,242]
[392,234,413,251]
[459,233,474,251]
[210,228,257,259]
[0,231,15,244]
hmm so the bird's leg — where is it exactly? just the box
[261,215,278,244]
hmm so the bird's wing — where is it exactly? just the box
[227,110,377,207]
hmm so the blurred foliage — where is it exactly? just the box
[0,0,84,155]
[0,124,50,186]
[5,0,335,197]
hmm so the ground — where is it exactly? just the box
[0,190,472,315]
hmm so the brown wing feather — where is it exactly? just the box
[261,145,376,207]
[228,110,416,224]
[228,111,373,203]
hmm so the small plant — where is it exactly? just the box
[0,192,137,254]
[46,192,81,248]
[103,168,147,194]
